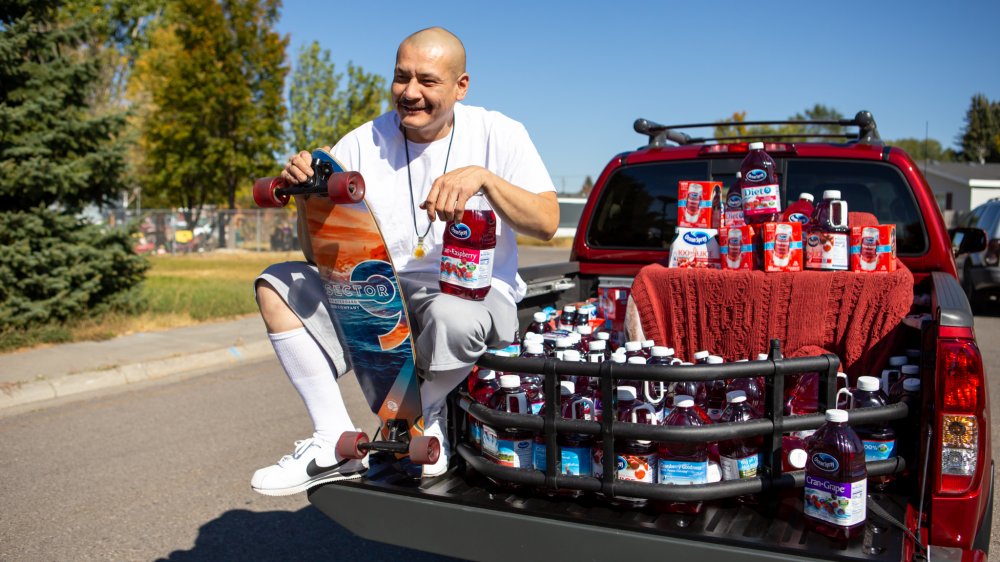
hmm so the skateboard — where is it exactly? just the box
[254,149,439,466]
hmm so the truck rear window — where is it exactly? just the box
[586,158,928,255]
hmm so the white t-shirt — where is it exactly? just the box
[330,103,556,305]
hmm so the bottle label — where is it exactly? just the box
[530,399,544,415]
[707,407,724,422]
[482,426,533,468]
[804,475,867,527]
[469,417,482,446]
[534,444,594,476]
[440,246,494,289]
[741,184,780,216]
[721,453,761,480]
[658,458,708,485]
[863,438,896,461]
[616,453,656,483]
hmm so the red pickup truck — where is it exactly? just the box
[310,112,993,561]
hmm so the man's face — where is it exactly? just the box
[392,42,468,142]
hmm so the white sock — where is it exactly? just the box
[420,365,473,415]
[269,327,354,445]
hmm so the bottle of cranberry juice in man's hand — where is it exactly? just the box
[440,193,497,300]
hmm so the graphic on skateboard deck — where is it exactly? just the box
[254,149,438,465]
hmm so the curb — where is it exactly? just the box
[0,341,273,412]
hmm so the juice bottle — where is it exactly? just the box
[657,395,710,513]
[703,355,728,421]
[609,386,658,507]
[467,368,499,451]
[739,142,781,225]
[725,172,746,227]
[804,409,868,541]
[439,193,496,300]
[533,381,595,494]
[841,376,896,491]
[524,311,551,339]
[890,378,921,485]
[888,365,919,399]
[518,342,546,415]
[646,346,675,422]
[482,374,535,469]
[553,337,574,361]
[880,355,908,391]
[587,339,609,363]
[726,375,764,418]
[576,324,595,354]
[785,371,848,439]
[719,391,763,503]
[781,192,815,226]
[616,356,646,400]
[805,190,849,271]
[641,340,655,359]
[623,341,644,360]
[557,305,577,331]
[782,435,809,472]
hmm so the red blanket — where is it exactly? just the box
[630,261,913,378]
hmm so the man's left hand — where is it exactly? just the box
[420,166,491,223]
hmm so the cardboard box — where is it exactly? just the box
[804,229,850,271]
[720,225,754,270]
[763,222,803,272]
[850,224,896,273]
[678,181,722,228]
[669,228,721,269]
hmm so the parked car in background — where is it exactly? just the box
[954,198,1000,308]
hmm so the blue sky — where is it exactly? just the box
[276,0,999,192]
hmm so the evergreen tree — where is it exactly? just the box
[958,94,1000,164]
[714,105,848,142]
[888,138,953,163]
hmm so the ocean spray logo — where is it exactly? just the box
[812,452,839,472]
[745,169,767,182]
[682,231,710,245]
[807,234,822,246]
[448,222,472,240]
[727,194,743,208]
[789,213,809,224]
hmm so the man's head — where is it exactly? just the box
[393,27,469,143]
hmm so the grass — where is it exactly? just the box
[516,235,575,248]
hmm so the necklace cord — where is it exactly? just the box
[403,119,456,248]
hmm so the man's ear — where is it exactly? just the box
[456,72,469,101]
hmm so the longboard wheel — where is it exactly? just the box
[335,431,370,460]
[408,435,441,465]
[253,177,290,208]
[327,171,366,204]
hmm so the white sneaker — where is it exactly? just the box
[251,436,367,496]
[421,402,450,478]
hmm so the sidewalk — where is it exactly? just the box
[0,316,272,412]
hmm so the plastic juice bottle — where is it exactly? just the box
[624,341,644,360]
[440,193,496,301]
[587,340,609,363]
[518,342,546,414]
[888,365,919,399]
[880,355,908,391]
[739,142,781,225]
[657,395,710,513]
[482,374,535,469]
[524,311,551,339]
[467,368,499,451]
[726,375,764,418]
[646,346,674,422]
[609,386,658,507]
[782,435,809,472]
[785,371,848,440]
[890,378,921,484]
[719,391,763,504]
[841,376,896,491]
[533,381,595,494]
[804,409,868,541]
[558,305,577,331]
[693,350,710,364]
[576,324,595,354]
[805,190,849,271]
[641,340,655,359]
[725,172,746,227]
[703,355,728,421]
[781,192,815,226]
[616,356,647,402]
[552,337,574,361]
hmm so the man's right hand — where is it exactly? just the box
[281,147,331,184]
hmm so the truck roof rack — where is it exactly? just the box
[634,110,882,148]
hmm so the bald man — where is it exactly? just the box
[250,27,558,495]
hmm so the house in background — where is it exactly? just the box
[924,162,1000,226]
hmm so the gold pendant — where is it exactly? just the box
[413,237,426,259]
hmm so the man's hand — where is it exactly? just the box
[281,146,331,185]
[420,165,490,223]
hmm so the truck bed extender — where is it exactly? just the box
[309,113,994,561]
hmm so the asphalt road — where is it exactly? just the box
[2,248,1000,561]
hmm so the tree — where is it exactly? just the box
[713,105,848,142]
[580,175,594,197]
[958,94,1000,164]
[288,40,390,151]
[134,0,288,230]
[888,138,954,163]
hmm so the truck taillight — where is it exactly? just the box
[935,338,986,495]
[984,238,1000,266]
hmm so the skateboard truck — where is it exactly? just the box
[253,157,366,208]
[337,421,441,465]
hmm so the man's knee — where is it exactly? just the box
[255,279,303,333]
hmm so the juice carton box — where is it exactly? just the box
[720,225,754,270]
[763,222,803,272]
[850,225,896,273]
[678,181,723,229]
[598,278,632,332]
[669,228,721,269]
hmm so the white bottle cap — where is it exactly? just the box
[588,340,607,351]
[560,380,575,395]
[788,448,808,469]
[617,386,637,401]
[499,374,521,389]
[532,311,548,323]
[674,395,695,408]
[595,332,610,341]
[857,376,881,392]
[903,378,921,392]
[707,460,721,483]
[555,338,572,349]
[726,390,747,403]
[749,141,764,150]
[798,193,814,202]
[825,409,849,423]
[707,355,724,364]
[625,341,642,352]
[611,354,626,364]
[650,346,671,357]
[563,305,576,313]
[568,332,582,344]
[643,340,655,348]
[889,356,908,367]
[577,324,593,335]
[627,356,647,365]
[478,369,496,381]
[822,189,841,201]
[757,353,770,361]
[901,365,920,376]
[693,350,710,361]
[525,342,544,355]
[524,332,543,343]
[562,349,582,362]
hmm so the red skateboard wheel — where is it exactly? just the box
[253,177,290,208]
[327,171,366,204]
[335,431,369,460]
[408,435,441,465]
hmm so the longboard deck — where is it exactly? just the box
[304,150,423,437]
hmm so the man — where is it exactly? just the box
[250,27,558,496]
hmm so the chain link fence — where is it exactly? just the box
[101,208,301,255]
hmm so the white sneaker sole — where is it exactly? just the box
[251,467,367,497]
